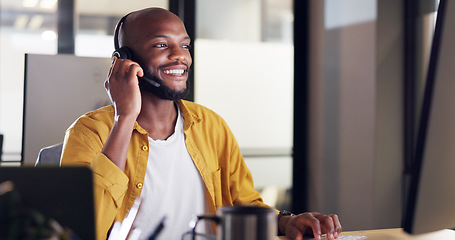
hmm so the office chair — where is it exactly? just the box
[35,143,63,166]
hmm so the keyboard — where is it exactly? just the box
[310,236,367,240]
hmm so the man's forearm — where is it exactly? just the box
[101,114,136,171]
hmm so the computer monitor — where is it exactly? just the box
[0,166,95,239]
[22,54,111,166]
[402,0,455,234]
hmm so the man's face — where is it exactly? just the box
[125,10,192,100]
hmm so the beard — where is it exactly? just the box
[138,72,190,101]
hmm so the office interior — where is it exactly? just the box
[0,0,440,232]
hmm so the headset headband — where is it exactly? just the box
[113,13,131,50]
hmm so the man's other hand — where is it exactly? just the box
[279,212,342,240]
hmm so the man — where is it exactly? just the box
[60,7,342,240]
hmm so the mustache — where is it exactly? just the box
[158,61,190,71]
[142,62,192,77]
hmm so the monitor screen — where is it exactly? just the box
[22,54,111,165]
[402,0,455,234]
[0,167,95,239]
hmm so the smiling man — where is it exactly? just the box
[60,7,341,240]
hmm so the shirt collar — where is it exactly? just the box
[132,100,202,135]
[176,100,202,132]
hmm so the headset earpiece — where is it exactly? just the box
[112,46,133,60]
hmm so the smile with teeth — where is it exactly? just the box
[163,69,185,76]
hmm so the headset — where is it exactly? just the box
[112,13,160,87]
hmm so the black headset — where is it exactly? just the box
[111,13,160,88]
[112,13,133,60]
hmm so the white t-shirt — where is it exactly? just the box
[132,107,208,240]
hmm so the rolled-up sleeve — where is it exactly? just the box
[60,109,129,240]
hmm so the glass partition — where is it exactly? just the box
[0,0,168,165]
[194,0,294,209]
[0,0,58,165]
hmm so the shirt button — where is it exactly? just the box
[142,145,148,151]
[136,183,143,189]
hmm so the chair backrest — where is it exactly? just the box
[35,143,63,166]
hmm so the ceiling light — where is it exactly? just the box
[42,30,57,41]
[28,15,44,30]
[14,15,29,29]
[40,0,57,9]
[23,0,39,8]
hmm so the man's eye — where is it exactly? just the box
[182,44,191,50]
[154,43,167,48]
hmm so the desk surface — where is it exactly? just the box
[277,228,455,240]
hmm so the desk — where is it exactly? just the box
[276,228,455,239]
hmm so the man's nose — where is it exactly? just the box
[169,46,188,63]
